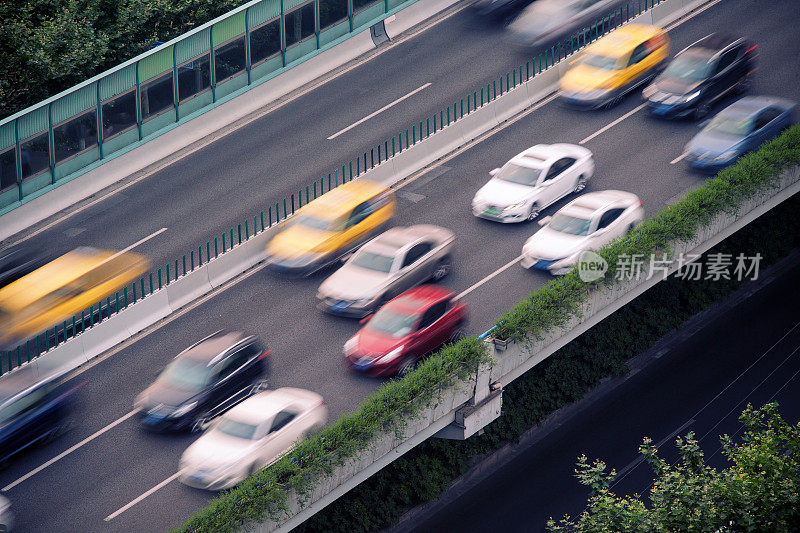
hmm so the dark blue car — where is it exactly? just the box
[683,96,797,173]
[0,367,79,464]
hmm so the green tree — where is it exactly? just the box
[548,403,800,532]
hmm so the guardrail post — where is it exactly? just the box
[238,224,243,243]
[158,269,162,289]
[191,250,195,271]
[245,220,250,239]
[298,189,302,208]
[124,287,129,308]
[260,212,265,231]
[182,255,187,275]
[348,162,353,181]
[433,114,437,133]
[283,198,287,219]
[377,145,381,163]
[132,282,137,304]
[222,233,227,253]
[412,125,416,144]
[392,137,395,156]
[426,118,430,137]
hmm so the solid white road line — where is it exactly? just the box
[104,471,183,521]
[457,255,524,300]
[327,83,433,140]
[670,152,689,165]
[3,409,139,491]
[579,103,648,145]
[613,418,696,482]
[95,227,168,269]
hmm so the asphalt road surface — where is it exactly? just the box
[2,0,799,531]
[405,257,800,533]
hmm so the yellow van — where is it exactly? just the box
[266,180,396,275]
[560,23,670,109]
[0,247,150,347]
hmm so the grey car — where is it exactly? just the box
[316,225,456,318]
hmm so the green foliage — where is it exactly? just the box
[175,127,800,532]
[0,0,246,118]
[547,403,800,532]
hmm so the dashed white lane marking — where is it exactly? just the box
[579,103,648,145]
[457,255,524,300]
[104,471,183,521]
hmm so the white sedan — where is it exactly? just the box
[472,143,594,223]
[179,388,327,491]
[521,190,644,275]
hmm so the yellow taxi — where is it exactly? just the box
[265,180,395,275]
[0,247,150,347]
[560,23,670,109]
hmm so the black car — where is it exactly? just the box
[0,367,79,464]
[135,331,270,432]
[642,34,757,119]
[0,246,49,289]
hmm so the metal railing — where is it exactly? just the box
[0,0,665,375]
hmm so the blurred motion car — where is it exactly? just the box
[265,180,395,276]
[0,246,49,290]
[0,493,11,531]
[471,0,536,22]
[643,34,757,119]
[317,225,455,318]
[508,0,617,48]
[0,247,149,348]
[135,331,271,433]
[683,96,797,173]
[179,387,326,490]
[521,190,643,274]
[0,367,80,465]
[472,143,594,223]
[560,23,669,109]
[343,285,468,377]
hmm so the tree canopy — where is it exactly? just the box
[548,403,800,532]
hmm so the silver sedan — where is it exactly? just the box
[317,225,456,318]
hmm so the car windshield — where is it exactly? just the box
[548,213,592,236]
[293,215,342,232]
[495,163,542,186]
[158,359,212,391]
[581,53,620,70]
[662,53,711,82]
[215,417,258,440]
[0,386,47,425]
[366,308,418,338]
[351,251,394,273]
[707,115,753,136]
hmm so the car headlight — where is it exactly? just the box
[503,202,526,212]
[343,335,359,355]
[169,401,198,418]
[379,345,405,362]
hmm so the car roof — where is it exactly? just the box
[686,33,741,55]
[720,96,796,118]
[511,144,573,168]
[361,225,449,254]
[561,190,638,218]
[0,366,61,405]
[587,24,663,57]
[177,330,254,366]
[225,388,322,424]
[299,180,389,220]
[386,285,454,314]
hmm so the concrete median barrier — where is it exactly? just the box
[207,232,273,288]
[120,288,173,336]
[34,338,88,378]
[492,84,534,124]
[166,266,213,311]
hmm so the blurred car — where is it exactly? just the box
[521,190,643,274]
[683,96,797,173]
[472,143,594,223]
[0,247,150,348]
[135,331,271,433]
[643,34,757,119]
[179,387,326,490]
[560,23,669,109]
[0,367,80,464]
[317,225,456,318]
[0,246,49,290]
[343,285,468,377]
[508,0,617,47]
[0,493,11,532]
[265,180,395,276]
[472,0,536,22]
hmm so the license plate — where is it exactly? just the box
[485,207,501,216]
[330,300,350,312]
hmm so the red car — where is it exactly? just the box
[343,285,468,377]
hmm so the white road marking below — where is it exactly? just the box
[104,470,183,521]
[327,83,432,140]
[457,255,524,300]
[3,409,138,491]
[670,151,689,165]
[398,191,426,203]
[579,103,648,145]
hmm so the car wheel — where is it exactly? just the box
[397,356,417,377]
[694,101,710,120]
[526,204,541,222]
[432,257,452,281]
[450,323,468,342]
[573,174,587,193]
[191,414,213,434]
